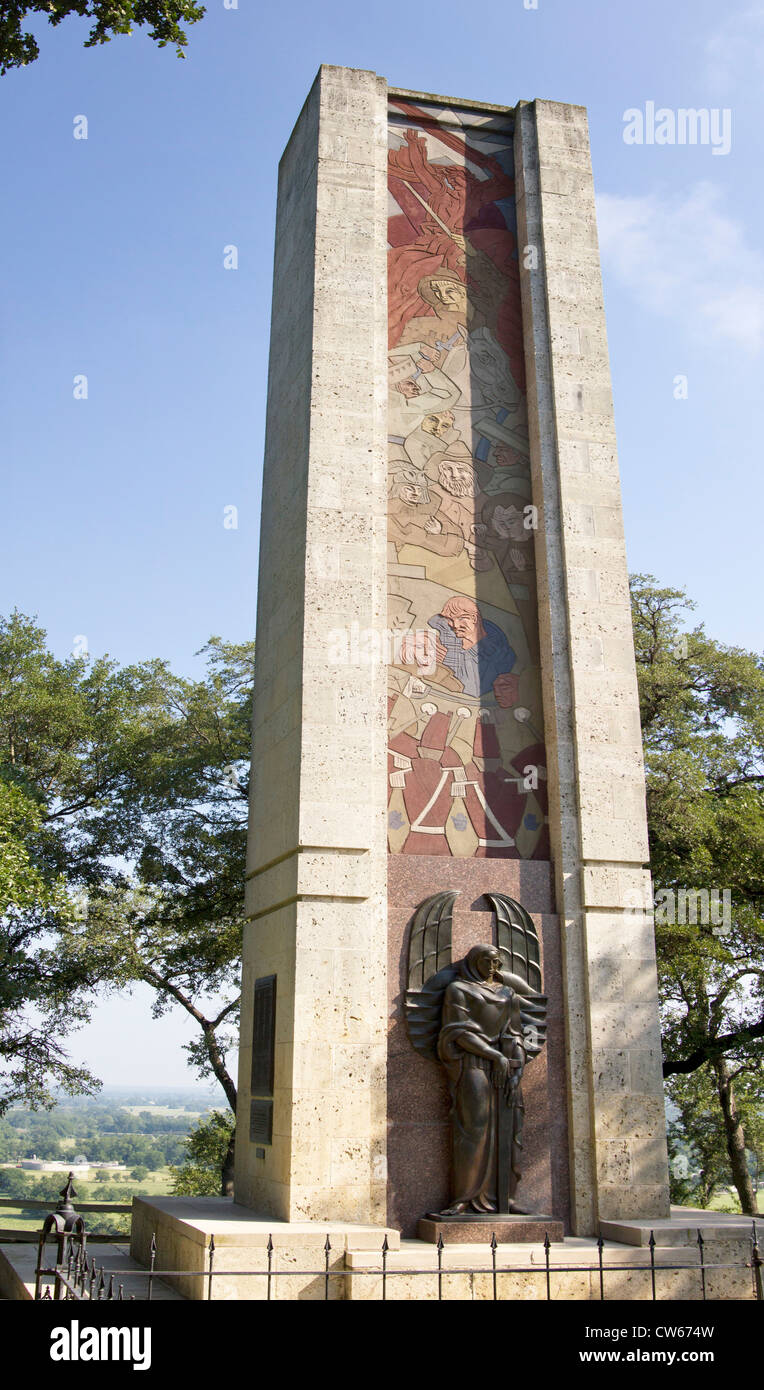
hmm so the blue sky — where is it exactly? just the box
[2,0,762,1086]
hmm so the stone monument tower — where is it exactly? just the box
[233,64,671,1240]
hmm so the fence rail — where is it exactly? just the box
[0,1190,131,1244]
[0,1197,132,1213]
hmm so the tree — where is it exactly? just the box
[0,777,98,1112]
[0,609,168,1112]
[666,1070,732,1208]
[0,1,205,75]
[666,1067,764,1210]
[64,633,252,1192]
[168,1110,235,1197]
[632,575,764,1213]
[0,612,251,1187]
[746,1110,764,1212]
[0,1118,22,1163]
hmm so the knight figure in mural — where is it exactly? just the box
[404,892,548,1216]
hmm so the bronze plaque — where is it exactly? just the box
[251,974,276,1096]
[249,1099,273,1146]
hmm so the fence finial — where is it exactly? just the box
[56,1172,78,1222]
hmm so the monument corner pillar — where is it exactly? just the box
[514,98,671,1232]
[234,64,390,1225]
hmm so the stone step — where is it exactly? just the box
[0,1242,186,1301]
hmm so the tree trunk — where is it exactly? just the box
[200,1021,238,1113]
[712,1055,757,1215]
[221,1127,235,1197]
[137,968,239,1195]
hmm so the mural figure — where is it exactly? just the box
[399,270,469,346]
[429,597,516,702]
[388,469,463,557]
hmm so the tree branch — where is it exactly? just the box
[663,1017,764,1076]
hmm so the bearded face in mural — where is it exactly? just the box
[438,459,480,498]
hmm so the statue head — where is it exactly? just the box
[464,943,503,983]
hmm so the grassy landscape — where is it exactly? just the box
[0,1167,176,1234]
[707,1189,748,1214]
[0,1087,221,1235]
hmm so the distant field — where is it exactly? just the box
[0,1168,175,1234]
[121,1105,206,1118]
[1,1212,132,1235]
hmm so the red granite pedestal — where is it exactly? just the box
[386,859,571,1239]
[418,1215,564,1244]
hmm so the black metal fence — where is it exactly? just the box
[35,1224,764,1302]
[30,1172,764,1302]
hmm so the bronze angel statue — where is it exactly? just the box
[404,892,548,1217]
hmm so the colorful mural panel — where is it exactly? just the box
[386,98,548,859]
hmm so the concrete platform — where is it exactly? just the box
[0,1242,185,1301]
[131,1196,401,1301]
[127,1197,758,1300]
[600,1205,764,1247]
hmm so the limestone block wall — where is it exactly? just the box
[235,65,390,1225]
[514,99,670,1232]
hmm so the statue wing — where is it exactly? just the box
[486,891,548,1061]
[404,891,459,1060]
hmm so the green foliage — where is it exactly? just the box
[631,576,764,1074]
[666,1071,735,1207]
[666,1067,764,1209]
[0,1,206,75]
[169,1109,235,1196]
[632,575,764,891]
[0,764,98,1112]
[0,609,168,1112]
[0,611,253,1121]
[61,632,252,1113]
[0,1168,60,1199]
[0,1166,163,1236]
[632,576,764,1211]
